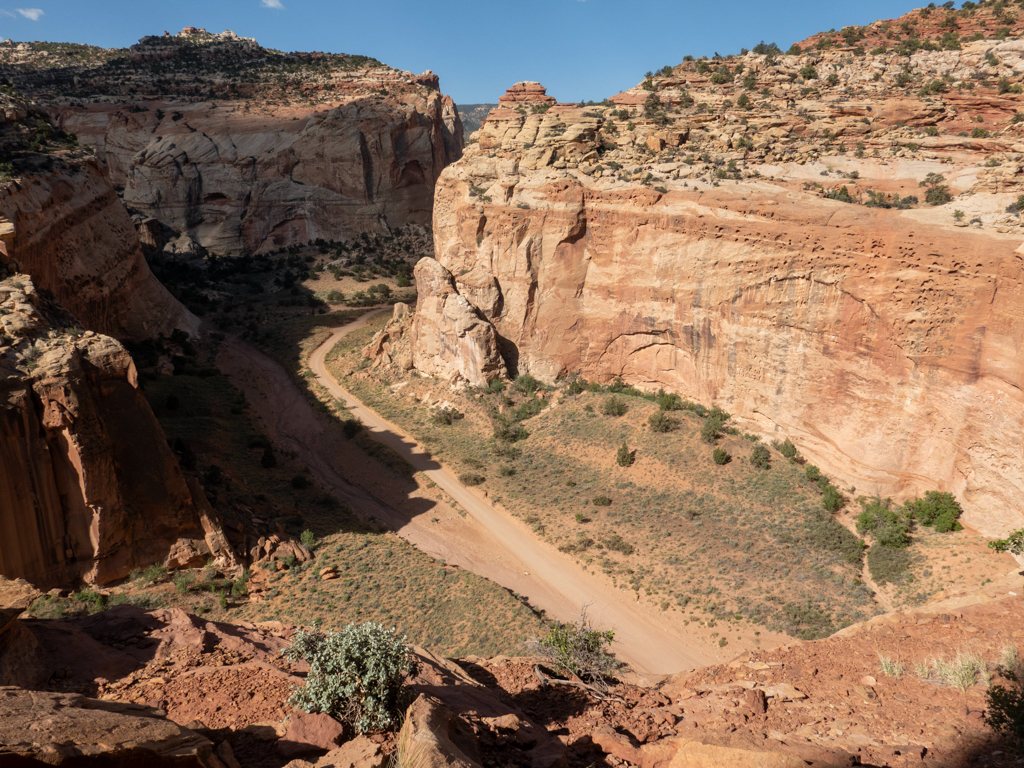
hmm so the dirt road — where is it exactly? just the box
[221,311,716,675]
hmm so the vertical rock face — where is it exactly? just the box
[3,31,465,257]
[410,258,507,386]
[414,80,1024,538]
[0,91,196,342]
[0,276,228,588]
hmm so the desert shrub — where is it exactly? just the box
[779,600,836,640]
[499,465,516,476]
[656,390,684,411]
[867,544,912,585]
[341,418,362,439]
[904,490,962,532]
[648,411,677,433]
[173,570,196,594]
[602,397,628,417]
[431,406,464,426]
[514,374,542,396]
[493,416,529,443]
[512,398,546,421]
[300,530,316,551]
[459,472,485,486]
[525,606,617,689]
[778,439,797,460]
[487,378,506,394]
[856,497,910,548]
[822,484,845,512]
[592,495,613,507]
[805,509,864,564]
[700,417,723,444]
[990,529,1024,555]
[987,669,1024,753]
[805,464,821,482]
[616,441,634,467]
[712,448,730,465]
[283,622,417,733]
[601,532,635,555]
[750,444,771,469]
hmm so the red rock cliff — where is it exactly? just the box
[0,277,230,588]
[413,71,1024,538]
[4,31,464,257]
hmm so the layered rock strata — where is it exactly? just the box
[0,91,197,341]
[2,30,465,256]
[0,276,231,588]
[413,64,1024,536]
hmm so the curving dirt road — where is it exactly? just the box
[221,310,716,676]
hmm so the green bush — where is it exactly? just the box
[283,622,417,733]
[514,374,542,396]
[593,495,612,507]
[616,441,634,467]
[459,472,485,486]
[431,406,464,426]
[822,484,845,513]
[525,607,617,689]
[648,411,677,433]
[805,464,821,482]
[778,439,797,460]
[904,490,962,532]
[300,530,316,551]
[493,416,529,443]
[700,417,723,444]
[805,509,864,564]
[990,529,1024,556]
[656,389,684,411]
[602,532,635,555]
[857,498,911,548]
[487,378,506,394]
[867,544,912,585]
[712,448,730,465]
[750,444,771,469]
[602,396,628,417]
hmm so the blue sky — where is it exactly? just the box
[1,1,928,104]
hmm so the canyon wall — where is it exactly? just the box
[0,277,230,588]
[0,161,198,341]
[413,76,1024,538]
[0,91,196,342]
[3,30,464,257]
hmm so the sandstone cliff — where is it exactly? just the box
[0,90,197,341]
[0,276,230,588]
[413,30,1024,539]
[2,29,464,257]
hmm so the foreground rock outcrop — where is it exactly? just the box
[0,276,232,587]
[2,29,465,257]
[413,36,1024,537]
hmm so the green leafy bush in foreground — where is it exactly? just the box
[283,622,418,733]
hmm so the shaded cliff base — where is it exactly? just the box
[133,225,428,335]
[2,575,1022,768]
[114,326,545,657]
[0,274,231,588]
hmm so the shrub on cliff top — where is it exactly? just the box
[283,622,417,733]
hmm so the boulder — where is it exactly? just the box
[0,686,214,765]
